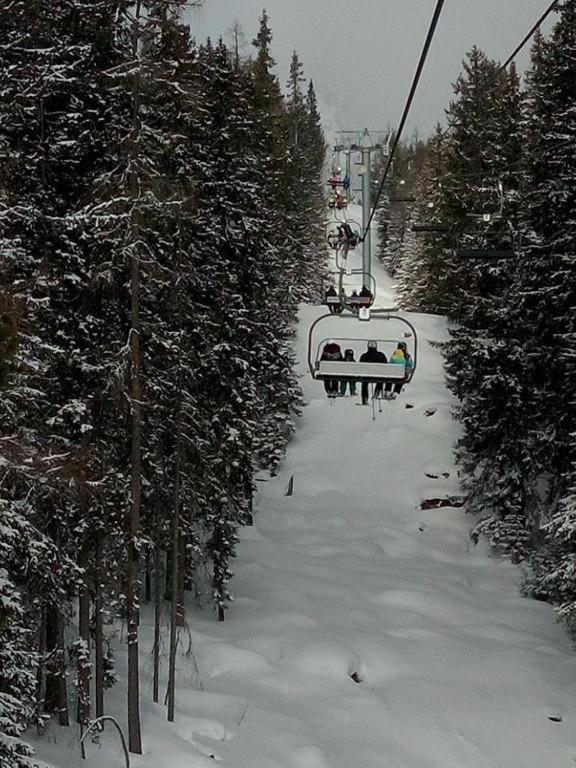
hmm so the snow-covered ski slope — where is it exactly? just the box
[36,205,576,768]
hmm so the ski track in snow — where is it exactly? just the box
[33,205,576,768]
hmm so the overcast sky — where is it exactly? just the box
[186,0,557,143]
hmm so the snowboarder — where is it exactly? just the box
[360,340,387,405]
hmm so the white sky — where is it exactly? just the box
[187,0,557,142]
[33,205,576,768]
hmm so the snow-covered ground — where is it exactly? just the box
[34,205,576,768]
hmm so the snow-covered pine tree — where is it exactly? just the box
[0,0,129,731]
[0,499,76,768]
[0,294,16,388]
[283,53,327,302]
[516,1,576,618]
[394,128,452,312]
[432,47,540,559]
[184,38,296,619]
[0,0,328,743]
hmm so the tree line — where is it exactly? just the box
[0,2,326,763]
[378,1,576,637]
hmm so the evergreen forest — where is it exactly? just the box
[2,0,576,765]
[378,0,576,641]
[0,2,326,763]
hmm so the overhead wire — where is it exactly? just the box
[499,0,560,71]
[362,0,561,236]
[360,0,446,240]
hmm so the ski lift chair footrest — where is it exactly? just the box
[316,361,407,381]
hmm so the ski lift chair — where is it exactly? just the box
[411,220,516,259]
[308,312,418,387]
[456,181,517,258]
[337,271,376,313]
[456,218,516,259]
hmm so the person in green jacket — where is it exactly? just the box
[339,348,357,397]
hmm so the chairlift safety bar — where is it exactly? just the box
[316,361,407,382]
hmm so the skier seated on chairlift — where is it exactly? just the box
[342,172,351,192]
[359,285,373,305]
[340,349,357,397]
[360,340,387,405]
[327,229,339,249]
[321,340,343,397]
[335,191,347,210]
[324,284,340,314]
[347,289,360,306]
[384,341,414,399]
[327,169,342,190]
[328,192,337,209]
[341,223,359,248]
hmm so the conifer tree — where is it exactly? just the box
[0,1,329,748]
[516,1,576,615]
[394,128,451,312]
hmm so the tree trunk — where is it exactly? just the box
[153,535,161,704]
[77,488,91,726]
[177,534,185,628]
[145,551,152,603]
[36,609,46,722]
[126,248,143,753]
[164,547,173,602]
[77,584,91,726]
[45,605,69,726]
[94,544,105,719]
[126,1,143,753]
[245,473,254,526]
[184,541,193,592]
[167,404,183,722]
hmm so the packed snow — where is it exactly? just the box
[33,205,576,768]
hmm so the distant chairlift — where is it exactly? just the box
[324,272,376,313]
[412,182,517,259]
[411,216,516,259]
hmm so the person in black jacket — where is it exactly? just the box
[359,340,387,405]
[324,284,339,314]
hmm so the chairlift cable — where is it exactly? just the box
[500,0,559,71]
[440,0,560,138]
[360,0,447,242]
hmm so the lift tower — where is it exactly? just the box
[333,129,388,280]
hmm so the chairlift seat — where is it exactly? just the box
[316,361,407,382]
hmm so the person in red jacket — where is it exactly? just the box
[320,340,343,397]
